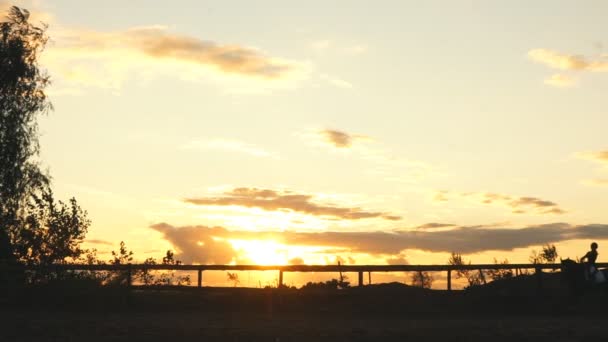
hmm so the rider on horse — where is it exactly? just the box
[580,242,598,281]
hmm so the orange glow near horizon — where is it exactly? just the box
[229,239,290,265]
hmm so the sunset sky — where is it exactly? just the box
[4,1,608,285]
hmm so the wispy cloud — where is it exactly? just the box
[582,179,608,187]
[528,48,608,87]
[151,222,608,263]
[528,49,608,72]
[39,22,310,92]
[544,74,576,88]
[84,239,114,246]
[415,223,456,230]
[184,187,401,221]
[433,190,566,215]
[317,129,369,148]
[182,139,277,158]
[299,128,435,183]
[576,150,608,187]
[577,150,608,166]
[319,74,353,89]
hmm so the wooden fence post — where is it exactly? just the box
[278,270,283,288]
[358,271,363,287]
[368,272,372,285]
[479,269,486,285]
[197,269,202,288]
[447,269,452,291]
[535,266,543,292]
[127,264,132,288]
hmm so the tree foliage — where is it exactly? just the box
[486,258,514,281]
[1,7,89,268]
[140,250,190,286]
[1,6,50,261]
[529,244,558,264]
[448,252,484,288]
[410,271,434,289]
[13,189,90,265]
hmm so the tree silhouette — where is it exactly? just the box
[0,7,89,271]
[227,272,240,287]
[486,258,514,281]
[411,271,434,289]
[530,244,558,264]
[448,252,484,288]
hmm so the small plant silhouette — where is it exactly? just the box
[227,272,240,287]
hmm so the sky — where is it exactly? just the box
[3,0,608,286]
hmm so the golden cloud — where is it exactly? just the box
[184,187,401,221]
[151,222,608,263]
[528,49,608,71]
[582,179,608,187]
[40,24,309,92]
[544,74,576,88]
[434,190,566,215]
[317,129,370,148]
[577,150,608,166]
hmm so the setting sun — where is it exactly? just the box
[230,239,290,265]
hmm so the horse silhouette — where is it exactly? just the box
[560,258,607,294]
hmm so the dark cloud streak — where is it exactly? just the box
[151,222,608,263]
[185,187,401,221]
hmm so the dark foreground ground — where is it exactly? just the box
[2,282,607,341]
[3,310,606,342]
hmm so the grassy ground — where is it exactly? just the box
[3,310,606,341]
[2,280,607,341]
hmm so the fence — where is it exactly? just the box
[5,262,607,290]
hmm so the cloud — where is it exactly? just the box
[436,191,566,215]
[321,129,354,148]
[298,128,435,183]
[432,191,449,202]
[544,74,576,88]
[528,49,608,72]
[288,257,305,265]
[509,196,562,213]
[577,150,608,166]
[53,26,299,77]
[184,187,401,221]
[151,223,237,264]
[386,253,409,265]
[39,22,310,92]
[152,222,608,262]
[182,139,277,158]
[416,223,456,230]
[84,239,113,246]
[319,74,353,89]
[317,129,369,148]
[582,179,608,187]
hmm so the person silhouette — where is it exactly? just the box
[580,242,598,281]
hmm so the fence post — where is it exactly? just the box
[535,266,543,292]
[278,270,283,288]
[447,269,452,291]
[479,269,486,285]
[358,271,363,287]
[368,272,371,285]
[127,264,132,288]
[197,269,202,288]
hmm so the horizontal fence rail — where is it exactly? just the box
[4,262,607,291]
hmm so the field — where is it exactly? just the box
[3,310,606,342]
[3,282,608,341]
